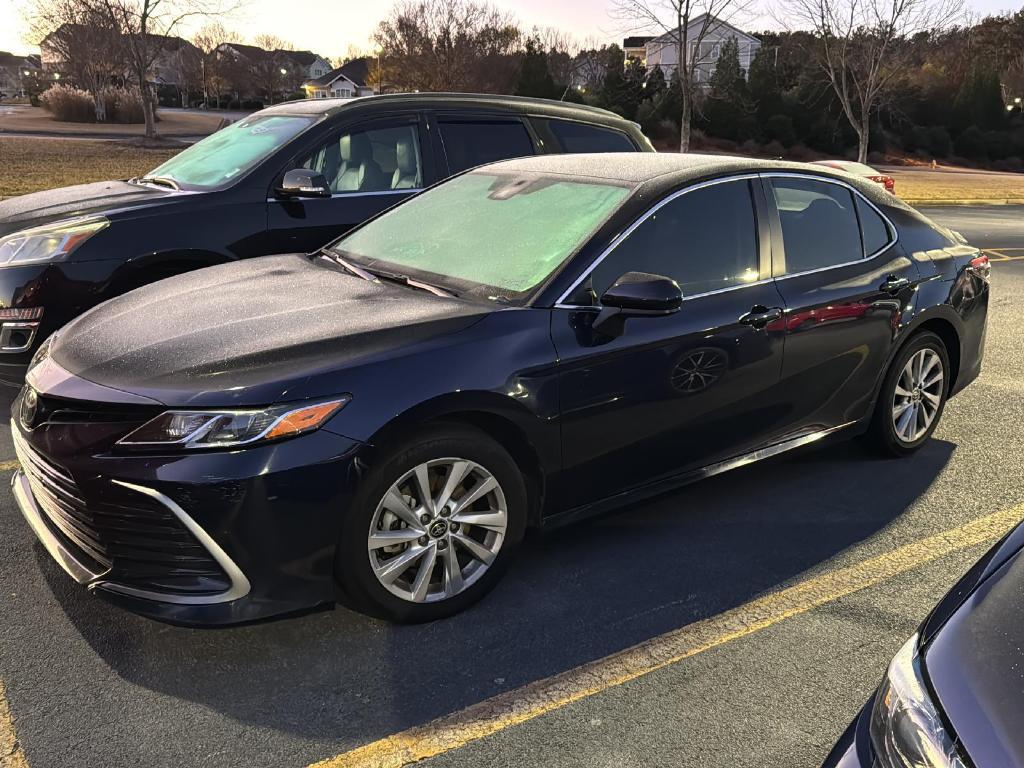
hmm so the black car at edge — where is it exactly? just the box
[823,513,1024,768]
[0,93,652,382]
[10,153,989,625]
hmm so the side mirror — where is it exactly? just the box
[277,169,332,199]
[594,272,682,336]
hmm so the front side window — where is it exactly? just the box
[145,114,316,190]
[771,178,862,273]
[546,120,635,153]
[302,124,422,194]
[329,170,632,302]
[439,119,535,174]
[588,179,760,299]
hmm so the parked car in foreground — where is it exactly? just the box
[812,159,896,194]
[0,93,651,383]
[823,516,1024,768]
[11,153,989,625]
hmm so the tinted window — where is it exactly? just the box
[589,180,760,299]
[303,124,422,194]
[439,120,535,173]
[771,178,862,273]
[547,120,635,152]
[856,196,892,255]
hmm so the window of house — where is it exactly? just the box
[544,120,636,152]
[438,119,536,174]
[302,124,423,194]
[587,179,760,300]
[771,178,864,273]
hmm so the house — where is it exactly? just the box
[0,51,41,97]
[302,58,375,99]
[641,14,760,85]
[623,36,653,64]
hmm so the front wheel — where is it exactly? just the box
[335,425,526,622]
[868,331,950,457]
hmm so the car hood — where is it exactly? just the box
[925,543,1024,768]
[0,180,175,237]
[49,253,492,406]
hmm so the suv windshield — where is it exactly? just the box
[143,114,316,190]
[328,170,633,303]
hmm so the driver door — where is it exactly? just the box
[266,114,433,254]
[552,177,790,509]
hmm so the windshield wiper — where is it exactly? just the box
[135,176,180,190]
[369,269,458,298]
[318,250,376,282]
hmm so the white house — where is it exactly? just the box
[641,14,760,85]
[302,58,374,99]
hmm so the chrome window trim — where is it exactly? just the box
[760,171,900,279]
[94,480,252,605]
[267,188,421,203]
[554,173,763,308]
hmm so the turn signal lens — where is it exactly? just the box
[968,254,991,281]
[117,397,350,450]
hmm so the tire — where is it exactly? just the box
[335,423,527,622]
[867,331,950,457]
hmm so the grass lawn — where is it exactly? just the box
[0,137,182,199]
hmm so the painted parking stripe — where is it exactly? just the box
[312,503,1024,768]
[0,681,27,768]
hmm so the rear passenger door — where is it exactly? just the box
[267,114,433,253]
[765,174,920,432]
[430,113,538,175]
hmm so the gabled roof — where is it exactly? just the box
[280,50,321,67]
[623,36,654,48]
[304,58,371,89]
[303,66,360,89]
[647,14,760,46]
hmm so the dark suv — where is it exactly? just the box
[0,94,652,381]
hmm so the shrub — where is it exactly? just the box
[101,88,145,124]
[984,130,1014,160]
[927,126,952,158]
[39,85,95,122]
[788,143,816,161]
[955,126,987,159]
[764,114,796,147]
[762,139,785,158]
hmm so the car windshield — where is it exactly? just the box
[328,170,633,303]
[142,114,316,190]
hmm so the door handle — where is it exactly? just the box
[880,275,911,294]
[739,305,783,329]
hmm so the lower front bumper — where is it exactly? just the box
[12,417,369,626]
[821,693,876,768]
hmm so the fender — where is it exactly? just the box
[104,248,237,297]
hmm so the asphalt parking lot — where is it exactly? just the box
[1,204,1023,768]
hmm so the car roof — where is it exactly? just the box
[261,92,631,125]
[478,152,856,186]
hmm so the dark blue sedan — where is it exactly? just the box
[10,153,989,625]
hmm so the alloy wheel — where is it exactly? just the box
[891,348,944,444]
[367,458,508,603]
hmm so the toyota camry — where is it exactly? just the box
[10,153,989,624]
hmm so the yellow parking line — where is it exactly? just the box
[312,503,1024,768]
[0,681,27,768]
[0,462,19,472]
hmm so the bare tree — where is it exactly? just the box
[611,0,754,151]
[373,0,522,93]
[781,0,963,162]
[192,20,231,107]
[28,0,127,120]
[250,33,291,104]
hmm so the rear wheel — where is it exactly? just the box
[335,425,526,622]
[868,331,949,457]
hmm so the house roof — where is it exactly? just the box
[303,58,370,89]
[0,52,33,69]
[647,14,760,45]
[280,50,320,67]
[623,36,654,48]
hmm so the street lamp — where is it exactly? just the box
[280,68,287,75]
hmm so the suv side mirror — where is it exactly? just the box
[594,271,682,336]
[277,169,332,199]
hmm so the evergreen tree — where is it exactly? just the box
[644,65,666,101]
[515,37,557,99]
[953,66,1006,132]
[597,45,628,117]
[705,39,753,141]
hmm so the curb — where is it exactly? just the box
[909,199,1024,206]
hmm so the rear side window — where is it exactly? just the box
[546,120,635,152]
[771,178,862,273]
[438,119,535,174]
[856,196,892,255]
[589,179,760,298]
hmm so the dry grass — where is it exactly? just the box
[0,137,181,199]
[873,166,1024,204]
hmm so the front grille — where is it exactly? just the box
[14,430,231,597]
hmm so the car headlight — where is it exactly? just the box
[870,634,967,768]
[0,216,109,266]
[117,397,350,450]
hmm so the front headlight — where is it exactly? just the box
[0,216,109,266]
[870,634,967,768]
[117,397,350,450]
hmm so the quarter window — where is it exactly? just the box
[545,120,635,152]
[771,178,862,273]
[302,124,422,194]
[588,179,760,299]
[438,119,535,174]
[856,196,892,255]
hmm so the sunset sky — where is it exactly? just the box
[0,0,1020,59]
